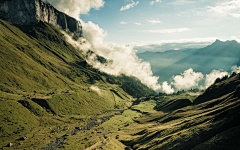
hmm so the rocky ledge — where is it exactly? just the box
[0,0,82,37]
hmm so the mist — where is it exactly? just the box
[62,24,161,91]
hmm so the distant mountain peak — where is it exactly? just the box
[211,39,239,46]
[214,39,223,44]
[226,39,239,44]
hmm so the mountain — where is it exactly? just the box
[137,49,198,72]
[138,40,240,83]
[137,48,199,82]
[175,39,240,73]
[0,1,156,147]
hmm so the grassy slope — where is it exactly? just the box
[0,19,155,149]
[117,74,240,150]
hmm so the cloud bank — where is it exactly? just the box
[207,0,240,18]
[83,21,161,90]
[120,0,139,11]
[162,66,240,94]
[171,68,204,90]
[63,21,161,91]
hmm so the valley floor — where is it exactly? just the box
[1,82,240,150]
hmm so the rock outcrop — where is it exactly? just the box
[0,0,82,37]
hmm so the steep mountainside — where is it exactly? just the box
[0,18,156,148]
[0,18,155,98]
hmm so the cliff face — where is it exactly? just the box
[0,0,82,37]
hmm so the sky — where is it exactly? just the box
[47,0,240,93]
[78,0,240,46]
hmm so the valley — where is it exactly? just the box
[1,0,240,149]
[2,74,240,150]
[0,84,202,149]
[0,18,154,149]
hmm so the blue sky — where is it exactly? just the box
[80,0,240,45]
[47,0,240,92]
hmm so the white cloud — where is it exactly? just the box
[120,21,127,24]
[47,0,105,19]
[162,81,174,94]
[231,65,240,73]
[171,68,204,90]
[168,0,195,5]
[144,28,191,33]
[135,23,142,25]
[230,13,240,18]
[208,0,240,13]
[148,19,161,24]
[150,0,162,5]
[207,0,240,18]
[120,0,139,11]
[64,21,161,91]
[82,21,107,47]
[204,70,229,88]
[158,66,240,93]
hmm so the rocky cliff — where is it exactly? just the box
[0,0,82,37]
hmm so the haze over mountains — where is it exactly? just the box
[137,39,240,93]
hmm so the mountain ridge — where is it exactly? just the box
[0,0,82,37]
[137,40,240,84]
